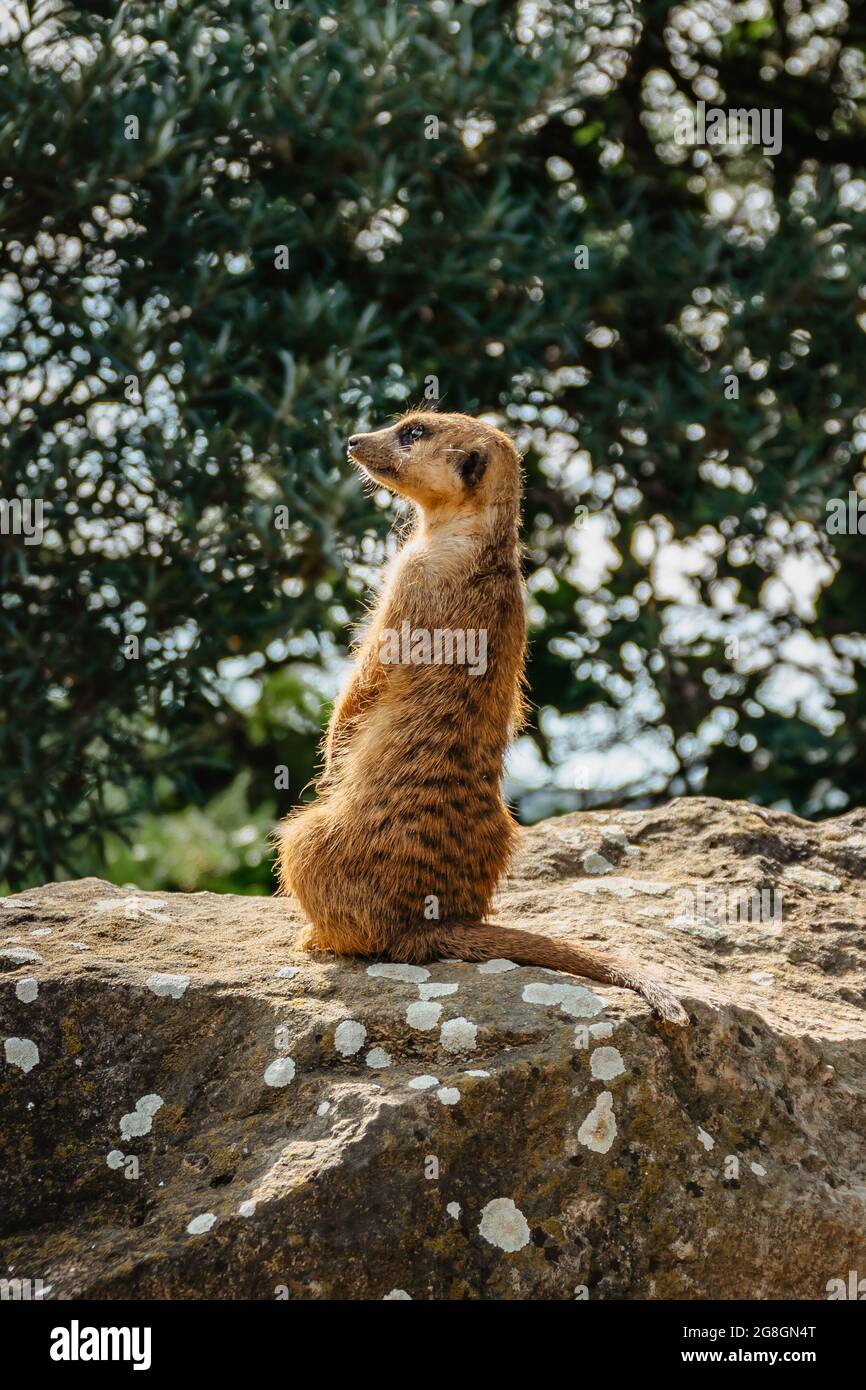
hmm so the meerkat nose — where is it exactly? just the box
[348,435,362,450]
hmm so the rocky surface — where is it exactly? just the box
[1,797,865,1300]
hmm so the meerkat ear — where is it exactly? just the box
[458,447,488,487]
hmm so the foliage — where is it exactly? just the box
[1,0,865,890]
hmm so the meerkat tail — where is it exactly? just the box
[433,923,689,1026]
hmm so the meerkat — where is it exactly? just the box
[276,411,688,1025]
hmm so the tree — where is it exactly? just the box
[1,0,865,890]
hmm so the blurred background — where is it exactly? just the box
[1,0,865,895]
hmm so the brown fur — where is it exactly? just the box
[276,410,688,1025]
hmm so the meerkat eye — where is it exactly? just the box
[398,424,426,448]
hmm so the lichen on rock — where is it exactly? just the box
[1,799,865,1299]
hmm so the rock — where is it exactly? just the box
[581,850,614,875]
[782,865,842,893]
[1,797,865,1300]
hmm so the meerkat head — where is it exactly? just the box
[347,411,519,516]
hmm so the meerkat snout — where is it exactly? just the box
[348,440,401,492]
